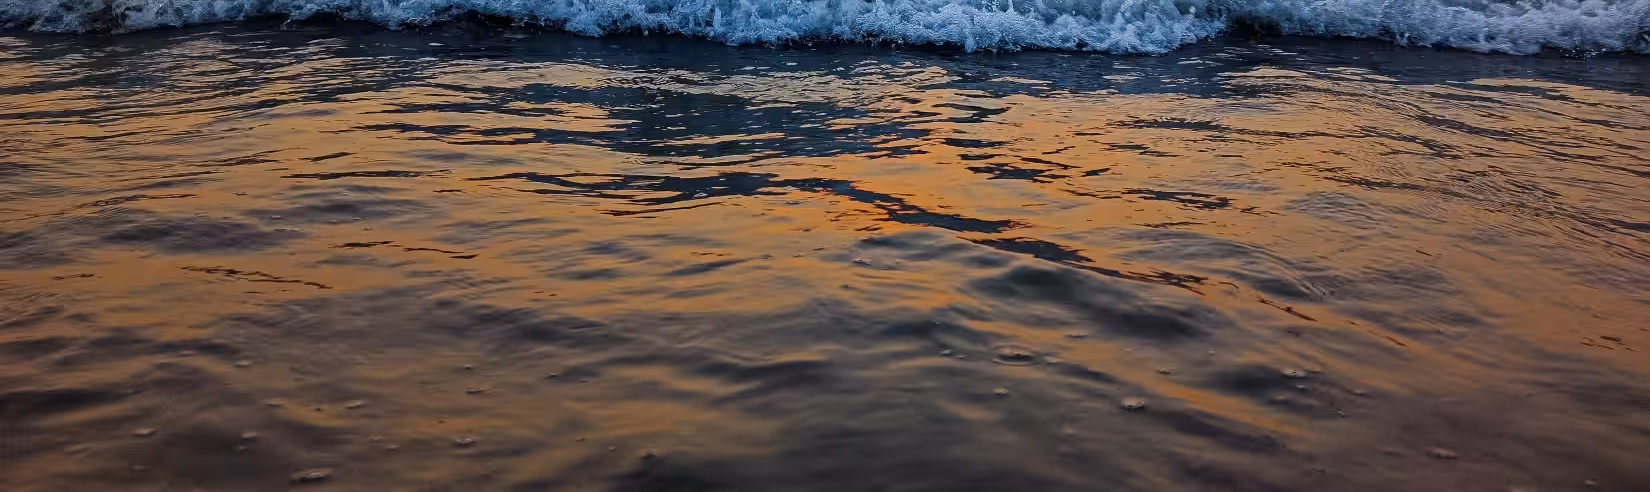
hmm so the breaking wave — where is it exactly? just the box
[2,0,1647,54]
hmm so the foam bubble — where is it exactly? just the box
[1,0,1645,54]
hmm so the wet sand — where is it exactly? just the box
[2,22,1650,491]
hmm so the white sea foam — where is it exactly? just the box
[1,0,1645,54]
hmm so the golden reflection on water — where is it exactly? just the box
[2,25,1649,491]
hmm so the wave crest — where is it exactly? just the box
[2,0,1647,54]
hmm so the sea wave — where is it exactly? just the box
[1,0,1646,54]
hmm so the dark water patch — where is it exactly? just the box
[472,172,789,205]
[0,336,74,363]
[203,289,633,370]
[152,338,244,358]
[858,231,1210,293]
[427,218,569,244]
[940,138,1008,149]
[666,258,747,276]
[402,246,466,254]
[2,209,303,268]
[1105,228,1331,302]
[196,151,282,168]
[1097,143,1181,158]
[626,444,1084,491]
[965,162,1070,182]
[1115,117,1339,140]
[602,201,721,217]
[1259,298,1317,321]
[1310,172,1650,249]
[851,232,987,267]
[1282,192,1388,229]
[75,193,195,208]
[1146,409,1285,454]
[0,230,75,269]
[1359,125,1469,159]
[0,161,48,178]
[312,252,417,268]
[100,176,218,192]
[358,84,927,161]
[990,343,1040,365]
[1117,117,1226,132]
[475,172,1019,233]
[0,357,354,490]
[303,151,353,162]
[47,333,246,367]
[962,235,1208,291]
[247,197,429,224]
[0,388,126,421]
[0,305,67,331]
[180,266,332,289]
[1521,366,1650,419]
[932,102,1009,121]
[49,330,152,365]
[1198,364,1352,418]
[968,237,1092,263]
[1122,189,1235,210]
[282,169,449,180]
[1603,217,1650,234]
[115,170,222,182]
[1045,360,1123,385]
[97,212,302,253]
[969,265,1230,341]
[878,318,994,349]
[1141,221,1202,229]
[1018,156,1075,168]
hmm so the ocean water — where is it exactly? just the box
[3,21,1650,491]
[2,0,1649,54]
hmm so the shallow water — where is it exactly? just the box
[3,23,1650,491]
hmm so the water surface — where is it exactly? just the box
[3,23,1650,491]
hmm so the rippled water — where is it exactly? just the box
[3,23,1650,491]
